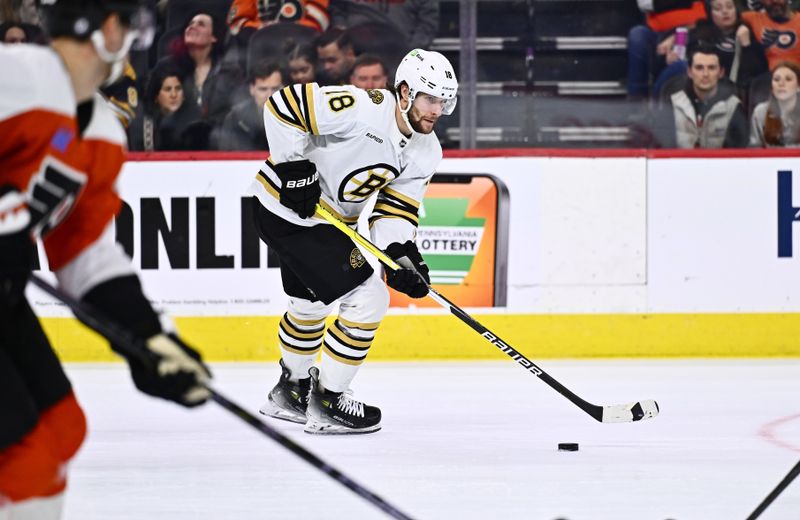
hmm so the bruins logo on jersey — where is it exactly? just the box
[338,163,400,203]
[349,248,366,269]
[367,89,384,105]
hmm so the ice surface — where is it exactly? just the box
[62,360,800,520]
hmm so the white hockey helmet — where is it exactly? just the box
[394,49,458,116]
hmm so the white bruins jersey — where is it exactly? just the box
[249,83,442,248]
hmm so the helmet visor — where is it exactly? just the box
[413,92,458,116]
[443,96,457,116]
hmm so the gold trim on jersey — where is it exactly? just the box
[304,83,319,135]
[382,187,420,209]
[372,202,419,225]
[256,171,280,198]
[284,85,308,132]
[267,94,306,133]
[322,342,366,365]
[369,188,421,226]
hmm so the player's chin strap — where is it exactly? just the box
[395,91,419,138]
[90,29,139,86]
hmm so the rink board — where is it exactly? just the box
[31,150,800,361]
[43,312,800,362]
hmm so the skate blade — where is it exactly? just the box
[258,399,307,424]
[303,419,382,435]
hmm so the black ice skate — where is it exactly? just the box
[304,367,382,435]
[258,359,311,424]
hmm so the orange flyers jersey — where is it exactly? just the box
[227,0,330,34]
[742,11,800,69]
[0,45,125,273]
[42,93,126,272]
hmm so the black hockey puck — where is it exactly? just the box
[558,443,579,451]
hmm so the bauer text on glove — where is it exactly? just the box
[274,159,320,219]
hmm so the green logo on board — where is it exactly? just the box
[417,199,485,285]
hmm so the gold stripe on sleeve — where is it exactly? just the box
[285,85,308,131]
[305,83,319,135]
[382,187,420,209]
[266,98,306,133]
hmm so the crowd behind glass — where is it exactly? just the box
[2,0,799,149]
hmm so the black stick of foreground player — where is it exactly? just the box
[315,204,659,424]
[29,275,415,520]
[746,459,800,520]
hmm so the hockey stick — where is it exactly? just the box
[315,204,659,424]
[28,275,415,520]
[746,459,800,520]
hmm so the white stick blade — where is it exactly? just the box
[601,399,660,423]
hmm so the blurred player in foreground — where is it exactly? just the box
[0,1,211,517]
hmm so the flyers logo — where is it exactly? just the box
[762,28,797,49]
[278,0,303,22]
[28,156,86,237]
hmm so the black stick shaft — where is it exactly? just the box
[314,204,618,423]
[747,459,800,520]
[29,275,415,520]
[425,287,603,421]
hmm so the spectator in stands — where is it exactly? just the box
[0,20,45,45]
[227,0,330,37]
[627,0,707,98]
[0,0,40,28]
[1,22,27,43]
[330,0,439,51]
[656,44,748,147]
[129,65,202,151]
[654,0,768,96]
[349,53,388,89]
[159,12,245,127]
[750,61,800,146]
[316,27,356,85]
[286,41,317,84]
[214,61,284,151]
[739,0,800,71]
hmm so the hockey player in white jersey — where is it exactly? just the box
[250,49,458,434]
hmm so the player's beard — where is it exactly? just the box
[408,106,437,134]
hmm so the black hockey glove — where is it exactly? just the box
[83,275,212,408]
[385,241,430,299]
[123,332,212,408]
[274,159,320,219]
[0,186,34,308]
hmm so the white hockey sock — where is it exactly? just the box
[278,312,326,381]
[319,319,378,392]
